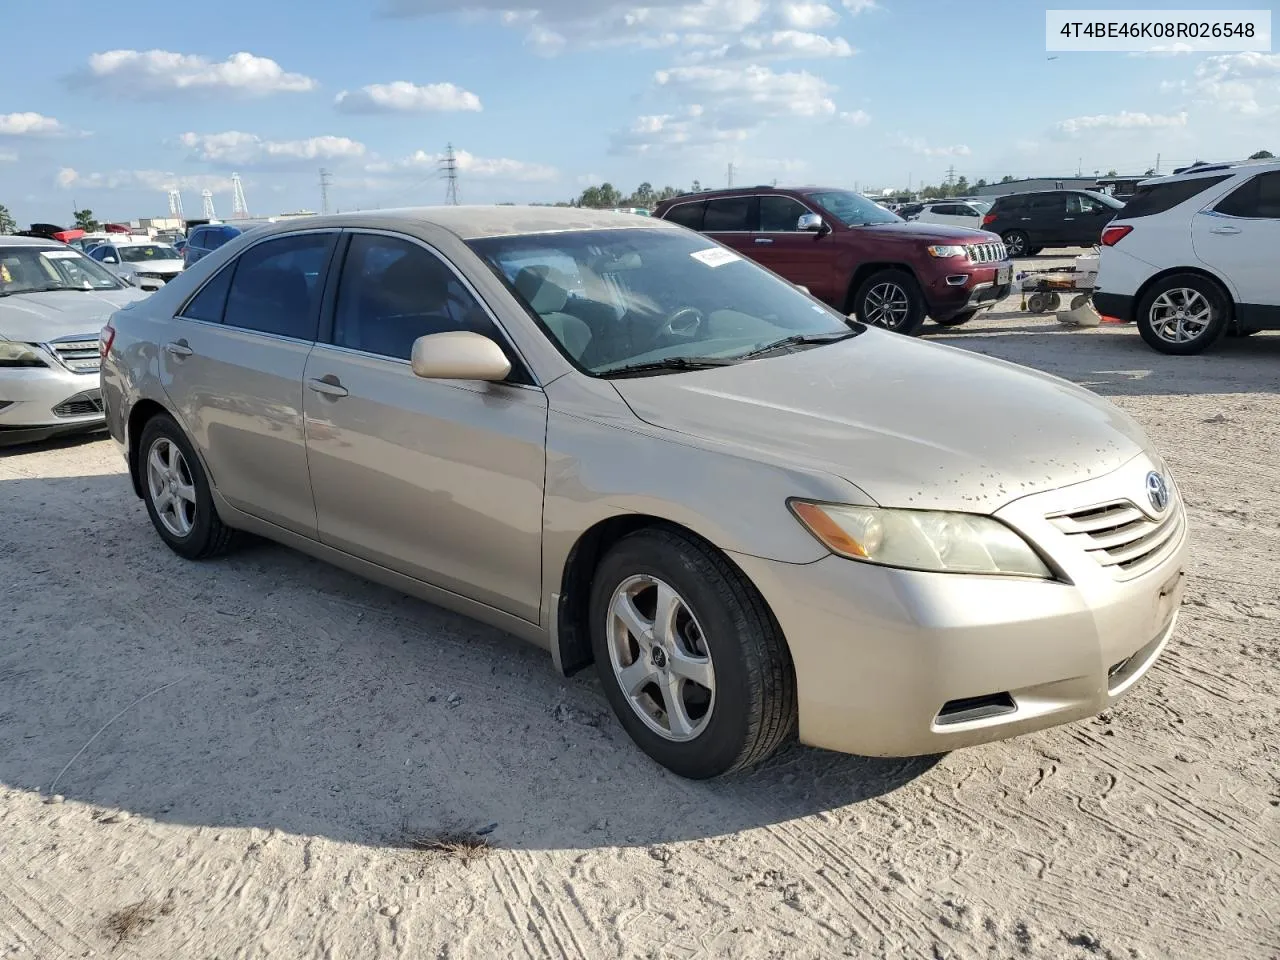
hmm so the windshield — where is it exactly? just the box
[0,246,124,295]
[119,244,181,263]
[469,228,859,375]
[1086,191,1126,209]
[806,190,903,227]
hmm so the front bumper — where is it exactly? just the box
[925,262,1014,319]
[0,365,105,443]
[732,453,1189,757]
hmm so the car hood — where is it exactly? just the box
[119,259,184,274]
[0,288,149,342]
[609,330,1148,512]
[852,221,996,243]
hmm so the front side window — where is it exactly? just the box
[0,245,124,295]
[469,227,859,375]
[759,195,810,232]
[332,234,504,361]
[221,233,335,340]
[805,190,901,227]
[1214,171,1280,219]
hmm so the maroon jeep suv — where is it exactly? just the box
[652,186,1013,335]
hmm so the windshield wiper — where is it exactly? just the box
[733,330,856,361]
[597,356,739,378]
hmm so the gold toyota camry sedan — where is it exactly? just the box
[101,207,1188,779]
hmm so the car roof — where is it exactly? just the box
[238,205,677,242]
[660,186,848,204]
[0,236,64,248]
[1143,157,1280,184]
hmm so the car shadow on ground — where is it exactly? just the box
[0,429,109,458]
[1,473,940,854]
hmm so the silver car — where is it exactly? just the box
[1,237,148,445]
[101,208,1189,779]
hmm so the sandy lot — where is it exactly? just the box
[2,269,1278,960]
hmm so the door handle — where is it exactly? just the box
[1210,226,1242,235]
[164,340,192,359]
[754,238,774,244]
[307,376,348,399]
[1063,217,1075,221]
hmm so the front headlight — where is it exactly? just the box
[789,501,1052,578]
[926,244,967,258]
[0,340,49,369]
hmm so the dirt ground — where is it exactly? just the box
[2,261,1278,960]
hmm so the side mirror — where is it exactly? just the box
[794,283,811,294]
[411,331,512,382]
[797,213,826,233]
[102,256,118,264]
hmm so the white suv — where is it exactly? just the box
[1093,159,1279,354]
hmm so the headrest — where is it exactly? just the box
[513,265,570,314]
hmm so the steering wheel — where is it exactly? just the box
[660,306,707,339]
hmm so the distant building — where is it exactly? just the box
[971,177,1103,198]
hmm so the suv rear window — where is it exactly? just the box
[663,201,705,230]
[1119,176,1231,219]
[992,195,1026,212]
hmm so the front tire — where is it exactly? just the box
[932,309,978,327]
[852,269,927,336]
[139,413,235,560]
[1002,231,1030,257]
[1136,273,1230,355]
[588,528,795,779]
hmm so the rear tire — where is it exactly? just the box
[1136,273,1230,355]
[588,528,796,779]
[1002,231,1030,257]
[932,309,978,327]
[138,413,235,560]
[852,269,927,336]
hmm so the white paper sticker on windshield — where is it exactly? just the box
[40,250,81,259]
[690,247,740,268]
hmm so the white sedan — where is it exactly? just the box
[89,240,185,289]
[911,200,992,230]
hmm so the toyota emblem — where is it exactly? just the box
[1146,472,1170,513]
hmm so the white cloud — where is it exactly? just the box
[841,109,871,126]
[0,151,16,162]
[778,2,839,29]
[56,168,236,193]
[842,0,876,11]
[611,106,752,153]
[1177,52,1280,115]
[178,131,367,166]
[368,149,557,181]
[896,135,971,157]
[334,81,482,113]
[1054,110,1189,136]
[0,112,68,137]
[655,64,837,119]
[79,50,317,98]
[697,30,854,61]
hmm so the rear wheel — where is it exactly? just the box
[589,528,795,779]
[1136,273,1230,355]
[1002,231,1030,257]
[932,309,978,327]
[139,414,235,560]
[852,269,927,336]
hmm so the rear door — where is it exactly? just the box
[748,194,841,304]
[1026,193,1068,246]
[700,195,757,260]
[159,230,338,536]
[1193,170,1280,322]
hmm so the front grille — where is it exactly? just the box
[47,338,100,375]
[52,390,104,418]
[965,241,1006,264]
[135,272,170,283]
[1048,497,1185,579]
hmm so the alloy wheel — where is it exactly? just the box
[606,574,715,742]
[1149,288,1212,344]
[863,282,911,329]
[146,437,197,538]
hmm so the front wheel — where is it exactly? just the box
[1136,274,1230,355]
[932,309,978,327]
[589,528,796,779]
[852,269,927,336]
[139,413,236,559]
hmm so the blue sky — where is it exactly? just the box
[1,0,1276,226]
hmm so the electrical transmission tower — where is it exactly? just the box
[201,190,217,220]
[231,173,249,218]
[442,144,459,205]
[167,189,185,219]
[319,168,333,215]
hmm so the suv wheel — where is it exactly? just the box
[1002,231,1030,257]
[853,269,927,336]
[1136,273,1230,355]
[588,528,796,779]
[139,413,236,559]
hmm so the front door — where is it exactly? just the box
[1027,194,1069,247]
[303,232,548,623]
[749,194,841,305]
[1067,193,1114,246]
[1192,171,1280,321]
[159,231,337,536]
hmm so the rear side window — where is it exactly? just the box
[188,228,208,249]
[1027,194,1065,214]
[663,202,705,230]
[703,197,752,232]
[208,227,240,250]
[221,233,336,340]
[1214,171,1280,219]
[1117,176,1231,219]
[993,196,1024,213]
[180,265,234,323]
